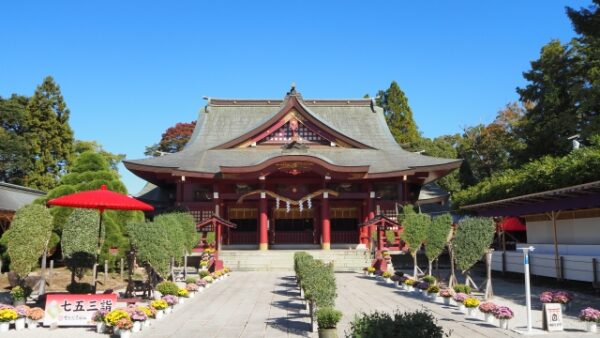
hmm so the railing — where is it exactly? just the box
[274,231,314,244]
[492,250,600,283]
[331,231,358,244]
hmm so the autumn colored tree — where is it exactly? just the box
[23,76,74,191]
[145,121,196,157]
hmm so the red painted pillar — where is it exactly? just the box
[215,221,221,256]
[367,191,375,248]
[321,192,331,250]
[259,192,268,250]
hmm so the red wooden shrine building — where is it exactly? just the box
[125,87,460,251]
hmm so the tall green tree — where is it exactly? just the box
[567,1,600,139]
[24,76,74,191]
[516,40,583,162]
[0,95,30,185]
[377,81,420,145]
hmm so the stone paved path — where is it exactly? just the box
[3,271,599,337]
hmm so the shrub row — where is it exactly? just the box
[293,252,336,308]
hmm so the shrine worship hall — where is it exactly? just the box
[124,86,460,251]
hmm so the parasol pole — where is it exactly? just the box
[94,209,105,292]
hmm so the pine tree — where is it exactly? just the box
[516,40,583,162]
[376,81,420,145]
[24,76,74,191]
[567,1,600,139]
[0,95,30,185]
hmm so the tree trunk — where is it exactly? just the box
[428,260,433,276]
[39,248,47,296]
[448,246,458,288]
[413,253,418,278]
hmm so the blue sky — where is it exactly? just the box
[0,1,590,193]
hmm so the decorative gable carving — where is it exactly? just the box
[257,119,329,145]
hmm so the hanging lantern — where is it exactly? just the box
[286,201,291,213]
[307,197,312,209]
[276,197,280,209]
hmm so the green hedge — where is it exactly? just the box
[454,139,600,208]
[294,252,336,308]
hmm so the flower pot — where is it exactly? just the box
[120,329,132,338]
[499,318,509,330]
[458,304,466,313]
[485,313,494,324]
[132,321,142,333]
[156,310,164,319]
[586,321,597,333]
[443,297,451,306]
[368,273,374,278]
[26,318,38,329]
[318,328,338,338]
[427,293,436,301]
[0,322,9,332]
[466,307,476,318]
[143,319,151,328]
[406,286,414,292]
[13,299,25,306]
[180,298,185,304]
[96,321,106,333]
[165,306,173,314]
[15,317,25,330]
[385,278,393,284]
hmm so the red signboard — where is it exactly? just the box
[43,293,117,326]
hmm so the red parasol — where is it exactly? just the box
[47,184,154,212]
[47,184,153,290]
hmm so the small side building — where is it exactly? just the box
[462,180,600,284]
[0,182,46,235]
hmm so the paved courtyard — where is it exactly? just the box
[3,271,599,337]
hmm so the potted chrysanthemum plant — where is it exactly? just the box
[439,288,454,306]
[453,293,468,313]
[579,307,600,333]
[493,306,514,330]
[92,309,109,333]
[464,297,480,318]
[478,302,498,324]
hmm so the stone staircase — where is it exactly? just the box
[220,249,372,272]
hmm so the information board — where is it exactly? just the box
[43,293,117,326]
[542,303,564,332]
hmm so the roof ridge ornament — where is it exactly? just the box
[287,82,301,98]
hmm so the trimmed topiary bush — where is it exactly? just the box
[156,281,179,296]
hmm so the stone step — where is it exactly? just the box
[220,249,372,272]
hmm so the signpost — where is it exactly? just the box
[521,246,534,333]
[43,293,117,327]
